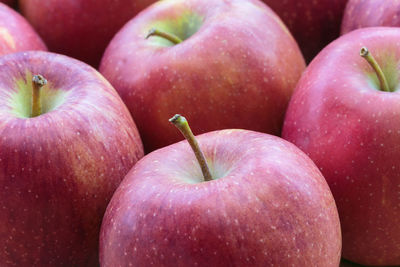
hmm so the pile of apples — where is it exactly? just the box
[0,0,398,266]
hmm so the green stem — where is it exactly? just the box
[360,47,390,92]
[169,114,212,182]
[146,28,183,45]
[31,74,47,117]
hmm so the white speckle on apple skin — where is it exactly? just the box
[0,52,144,266]
[100,129,340,266]
[282,27,400,265]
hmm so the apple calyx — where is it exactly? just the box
[169,114,213,182]
[360,47,390,92]
[31,74,47,117]
[146,28,183,45]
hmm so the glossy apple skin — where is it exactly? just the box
[263,0,348,62]
[19,0,157,67]
[0,3,46,55]
[282,27,400,265]
[0,51,144,266]
[100,129,341,267]
[100,0,306,153]
[341,0,400,35]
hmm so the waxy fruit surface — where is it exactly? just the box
[0,51,144,266]
[0,3,46,56]
[100,130,341,266]
[100,0,306,152]
[283,27,400,266]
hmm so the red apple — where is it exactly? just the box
[100,0,306,153]
[19,0,157,67]
[282,27,400,265]
[262,0,348,62]
[341,0,400,35]
[99,115,341,266]
[0,51,144,266]
[0,3,46,55]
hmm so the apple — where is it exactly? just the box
[0,2,46,55]
[341,0,400,35]
[99,0,306,153]
[19,0,157,67]
[0,51,144,266]
[262,0,348,62]
[282,27,400,265]
[99,114,341,266]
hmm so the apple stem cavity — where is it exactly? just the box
[360,47,390,92]
[169,114,213,182]
[31,74,47,117]
[146,28,183,45]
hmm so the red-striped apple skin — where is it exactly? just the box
[0,3,46,55]
[100,130,341,267]
[0,51,144,266]
[341,0,400,35]
[262,0,348,62]
[283,27,400,266]
[19,0,158,67]
[100,0,306,153]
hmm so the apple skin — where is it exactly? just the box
[100,0,306,153]
[0,51,144,266]
[282,27,400,265]
[0,3,46,55]
[262,0,348,62]
[99,129,341,266]
[19,0,157,67]
[341,0,400,35]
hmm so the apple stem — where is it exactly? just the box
[169,114,213,182]
[360,47,390,92]
[146,28,183,45]
[31,74,47,117]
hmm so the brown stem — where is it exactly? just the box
[169,114,212,182]
[360,47,390,92]
[146,28,183,45]
[31,74,47,117]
